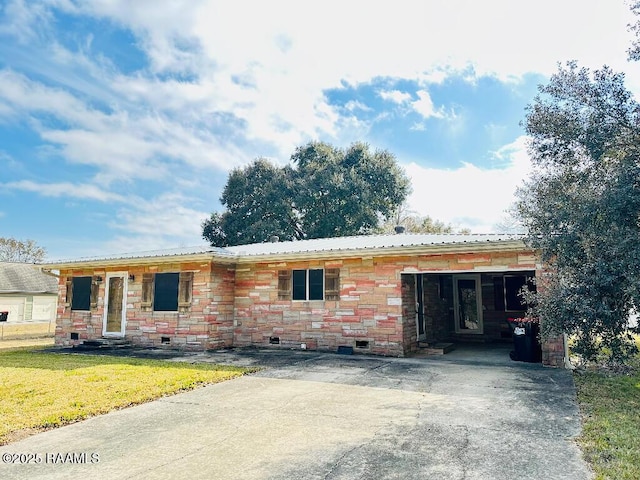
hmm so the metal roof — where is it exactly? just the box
[225,233,526,257]
[0,262,58,294]
[50,245,228,264]
[42,234,527,268]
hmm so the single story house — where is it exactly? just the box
[0,261,58,323]
[41,234,566,366]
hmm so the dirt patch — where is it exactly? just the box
[0,338,54,350]
[1,427,48,446]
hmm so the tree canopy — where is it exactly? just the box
[202,141,411,247]
[515,61,640,363]
[0,237,46,263]
[379,203,470,234]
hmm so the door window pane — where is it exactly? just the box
[457,279,479,330]
[106,276,124,333]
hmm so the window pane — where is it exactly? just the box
[105,276,124,333]
[308,269,324,300]
[292,270,307,300]
[71,277,91,311]
[505,275,527,311]
[457,279,478,330]
[154,273,179,311]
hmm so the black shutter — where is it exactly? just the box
[71,277,91,311]
[154,273,179,311]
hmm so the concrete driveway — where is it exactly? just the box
[0,345,592,480]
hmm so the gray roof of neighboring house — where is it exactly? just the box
[42,234,528,268]
[0,262,58,294]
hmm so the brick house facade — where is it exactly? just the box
[43,234,566,367]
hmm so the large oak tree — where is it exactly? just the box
[202,142,410,247]
[515,62,640,363]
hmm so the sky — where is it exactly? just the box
[1,0,640,261]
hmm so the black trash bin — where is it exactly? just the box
[507,318,541,363]
[0,311,8,322]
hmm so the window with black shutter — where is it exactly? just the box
[153,273,179,311]
[142,272,193,312]
[70,276,92,311]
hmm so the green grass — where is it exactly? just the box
[0,348,252,445]
[574,341,640,480]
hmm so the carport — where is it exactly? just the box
[402,270,537,358]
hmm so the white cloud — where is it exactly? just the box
[343,100,372,112]
[106,192,210,253]
[4,180,127,203]
[4,0,639,164]
[379,89,412,104]
[0,69,247,184]
[411,90,444,119]
[46,0,638,156]
[403,136,532,232]
[3,0,640,257]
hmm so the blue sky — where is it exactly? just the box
[1,0,639,260]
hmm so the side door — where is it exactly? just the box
[102,272,128,337]
[453,274,483,335]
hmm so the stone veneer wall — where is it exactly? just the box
[52,246,566,366]
[400,274,416,354]
[232,248,545,358]
[541,335,565,367]
[233,257,406,356]
[534,266,566,367]
[55,262,235,350]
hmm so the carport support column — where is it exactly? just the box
[541,334,566,367]
[536,265,567,368]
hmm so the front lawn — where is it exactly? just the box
[0,348,251,445]
[574,349,640,479]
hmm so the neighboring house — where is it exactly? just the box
[41,234,566,366]
[0,262,58,323]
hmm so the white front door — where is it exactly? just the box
[453,274,483,334]
[102,272,128,337]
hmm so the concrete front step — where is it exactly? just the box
[76,338,132,349]
[418,342,455,355]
